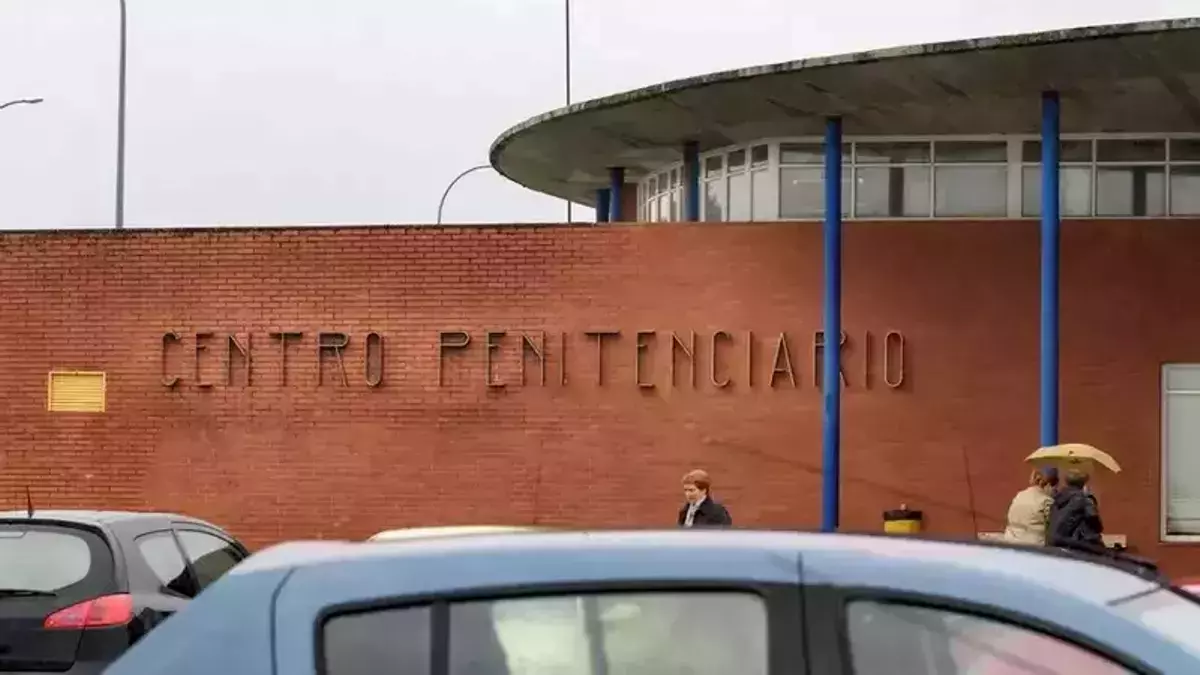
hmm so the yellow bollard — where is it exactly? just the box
[883,505,923,535]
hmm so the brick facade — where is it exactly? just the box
[1,220,1197,574]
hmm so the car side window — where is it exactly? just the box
[322,605,431,675]
[846,600,1136,674]
[135,532,196,598]
[450,591,767,675]
[174,530,245,591]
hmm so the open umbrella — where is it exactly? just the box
[1025,443,1122,474]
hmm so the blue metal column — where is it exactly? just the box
[683,142,700,221]
[608,167,624,223]
[821,117,843,533]
[595,188,611,223]
[1040,92,1061,447]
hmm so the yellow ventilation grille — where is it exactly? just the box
[47,371,107,413]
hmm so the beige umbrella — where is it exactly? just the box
[1025,443,1122,474]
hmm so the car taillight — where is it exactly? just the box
[43,593,134,630]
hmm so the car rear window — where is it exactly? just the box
[0,522,114,596]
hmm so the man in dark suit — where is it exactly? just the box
[678,469,732,528]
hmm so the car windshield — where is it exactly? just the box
[0,525,95,593]
[1112,588,1200,657]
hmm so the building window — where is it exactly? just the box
[779,142,850,219]
[854,141,932,218]
[1095,139,1167,217]
[932,141,1008,217]
[1164,364,1200,538]
[1021,140,1094,217]
[636,134,1200,223]
[1170,138,1200,215]
[780,167,851,218]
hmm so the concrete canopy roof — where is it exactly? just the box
[489,19,1200,207]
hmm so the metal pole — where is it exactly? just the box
[820,117,843,533]
[1040,91,1061,447]
[595,189,611,223]
[115,0,128,229]
[564,0,573,224]
[608,167,624,222]
[436,165,491,224]
[0,98,44,112]
[683,141,700,221]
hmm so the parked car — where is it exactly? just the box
[105,529,1200,674]
[1174,576,1200,597]
[366,525,541,542]
[0,509,249,673]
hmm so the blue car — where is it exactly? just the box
[105,530,1200,674]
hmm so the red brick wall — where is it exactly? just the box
[0,220,1197,574]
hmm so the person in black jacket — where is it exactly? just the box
[1047,468,1104,549]
[678,469,733,528]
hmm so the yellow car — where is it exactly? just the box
[365,525,540,543]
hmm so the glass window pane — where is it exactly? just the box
[657,195,670,222]
[1172,138,1200,162]
[1167,392,1200,534]
[449,592,767,675]
[847,601,1134,675]
[1167,365,1200,391]
[703,155,723,177]
[669,169,679,188]
[1021,166,1093,217]
[855,141,931,164]
[648,176,658,195]
[780,142,847,164]
[750,144,769,167]
[669,191,679,220]
[780,167,850,218]
[855,166,931,217]
[175,531,243,590]
[751,169,773,219]
[703,180,725,221]
[1170,165,1200,215]
[1021,140,1093,163]
[933,166,1007,216]
[934,140,1007,163]
[324,606,431,675]
[136,533,195,598]
[728,171,751,221]
[728,149,747,171]
[1096,166,1166,216]
[1097,138,1165,163]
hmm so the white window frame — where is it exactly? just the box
[632,132,1200,223]
[1162,363,1200,542]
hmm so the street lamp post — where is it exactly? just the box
[0,98,44,112]
[436,165,492,225]
[115,0,128,229]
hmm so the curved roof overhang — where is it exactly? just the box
[489,19,1200,207]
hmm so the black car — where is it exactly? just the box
[0,509,249,674]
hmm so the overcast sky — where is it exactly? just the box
[1,0,1196,229]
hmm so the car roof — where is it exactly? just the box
[236,530,1158,605]
[0,509,211,528]
[367,525,541,541]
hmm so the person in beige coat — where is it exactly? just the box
[1002,467,1059,545]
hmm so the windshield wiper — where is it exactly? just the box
[0,589,56,598]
